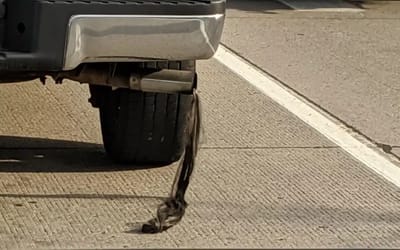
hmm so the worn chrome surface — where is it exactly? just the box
[64,14,225,70]
[130,70,195,93]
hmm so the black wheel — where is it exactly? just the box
[98,88,193,165]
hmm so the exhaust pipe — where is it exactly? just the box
[129,69,194,93]
[53,64,195,94]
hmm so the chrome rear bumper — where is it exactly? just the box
[64,14,225,70]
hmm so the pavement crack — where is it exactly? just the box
[376,143,393,153]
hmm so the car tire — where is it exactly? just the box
[98,88,193,165]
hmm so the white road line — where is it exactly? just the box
[214,45,400,188]
[278,0,363,12]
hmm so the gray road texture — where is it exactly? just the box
[0,1,400,249]
[0,60,400,249]
[224,0,400,157]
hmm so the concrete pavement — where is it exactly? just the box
[0,60,399,248]
[224,0,400,157]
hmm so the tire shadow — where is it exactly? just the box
[0,136,172,235]
[0,135,169,172]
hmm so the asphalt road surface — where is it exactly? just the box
[1,0,400,248]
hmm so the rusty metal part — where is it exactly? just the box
[54,64,195,94]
